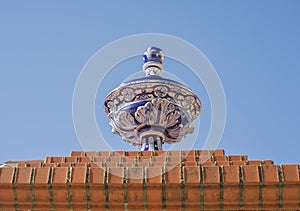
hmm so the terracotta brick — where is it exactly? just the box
[32,185,50,209]
[0,186,14,208]
[17,161,27,167]
[262,165,279,183]
[51,188,69,208]
[198,150,211,163]
[223,173,241,211]
[137,156,151,161]
[152,156,166,162]
[45,156,64,163]
[140,151,153,157]
[165,185,182,208]
[203,186,220,209]
[71,167,87,184]
[262,186,279,210]
[150,162,165,167]
[154,150,167,156]
[197,150,211,156]
[182,152,196,161]
[127,185,144,207]
[89,167,105,184]
[242,165,260,183]
[120,162,133,167]
[89,185,106,209]
[146,186,162,206]
[223,185,240,209]
[231,161,245,166]
[242,186,260,210]
[97,151,111,156]
[247,160,262,165]
[165,167,184,207]
[127,169,145,207]
[166,156,182,163]
[44,157,52,163]
[146,167,162,183]
[0,168,15,206]
[58,162,72,167]
[93,156,107,162]
[134,162,149,167]
[126,151,139,157]
[43,163,56,167]
[282,184,299,209]
[223,166,240,184]
[51,169,69,209]
[107,185,124,206]
[15,187,33,210]
[228,155,243,161]
[16,167,32,184]
[167,150,181,156]
[71,151,84,156]
[34,167,50,184]
[74,162,89,167]
[263,160,274,165]
[108,167,124,184]
[122,157,136,163]
[127,167,143,183]
[213,155,227,161]
[69,185,87,205]
[182,161,197,166]
[184,166,201,184]
[104,162,118,168]
[0,167,15,183]
[182,150,196,157]
[78,156,91,162]
[184,185,201,206]
[64,156,77,163]
[215,161,230,166]
[109,156,122,162]
[85,151,97,157]
[281,164,299,182]
[165,162,181,168]
[127,155,138,159]
[88,162,102,168]
[203,166,220,184]
[112,151,125,156]
[200,160,214,166]
[52,167,69,184]
[27,161,42,167]
[242,155,248,161]
[212,149,225,156]
[165,166,181,184]
[15,168,34,209]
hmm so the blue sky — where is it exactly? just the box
[0,1,299,164]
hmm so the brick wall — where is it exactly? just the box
[0,150,299,210]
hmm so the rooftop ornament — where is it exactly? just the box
[104,47,202,151]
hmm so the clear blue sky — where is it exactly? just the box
[0,1,299,164]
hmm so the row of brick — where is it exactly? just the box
[1,164,298,184]
[1,184,298,210]
[0,165,299,210]
[70,149,226,157]
[44,155,249,162]
[17,160,274,168]
[0,184,298,211]
[69,150,250,162]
